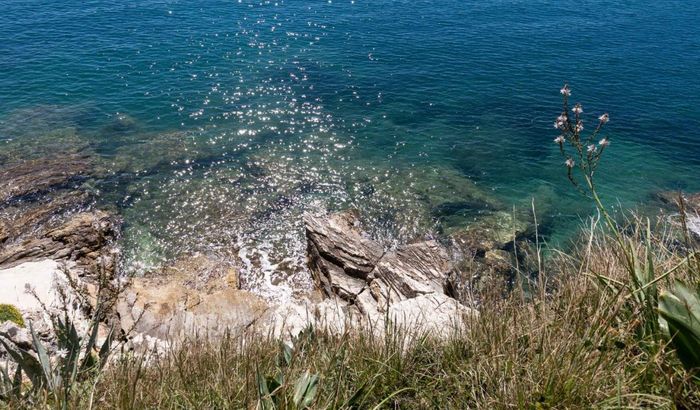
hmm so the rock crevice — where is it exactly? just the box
[305,211,472,334]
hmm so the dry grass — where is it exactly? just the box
[4,215,700,409]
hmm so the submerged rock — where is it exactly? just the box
[0,105,92,165]
[449,210,529,255]
[100,114,140,136]
[0,154,92,202]
[443,206,535,302]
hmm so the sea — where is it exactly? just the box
[2,0,699,299]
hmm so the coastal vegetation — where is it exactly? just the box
[0,305,24,328]
[3,214,700,408]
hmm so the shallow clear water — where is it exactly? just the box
[2,1,699,297]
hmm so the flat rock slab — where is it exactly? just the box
[0,259,62,311]
[117,278,269,342]
[117,258,266,345]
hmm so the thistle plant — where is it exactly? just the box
[554,84,665,341]
[554,84,700,367]
[553,84,611,215]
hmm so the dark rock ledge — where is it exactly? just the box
[0,154,121,353]
[0,154,119,273]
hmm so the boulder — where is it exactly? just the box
[304,211,473,334]
[305,211,383,279]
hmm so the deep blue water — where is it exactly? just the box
[2,1,699,288]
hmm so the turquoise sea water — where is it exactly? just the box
[2,1,699,290]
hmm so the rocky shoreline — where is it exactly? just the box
[3,147,691,355]
[0,149,524,352]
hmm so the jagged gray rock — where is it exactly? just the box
[304,211,473,334]
[0,321,32,351]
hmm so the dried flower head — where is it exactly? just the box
[599,138,610,147]
[565,158,575,168]
[560,84,571,96]
[554,113,567,129]
[572,104,583,115]
[575,121,584,133]
[554,135,565,144]
[587,144,596,153]
[56,348,68,359]
[598,113,609,123]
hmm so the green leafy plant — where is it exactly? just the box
[0,312,114,405]
[255,340,320,410]
[659,282,700,372]
[0,263,120,407]
[0,304,25,327]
